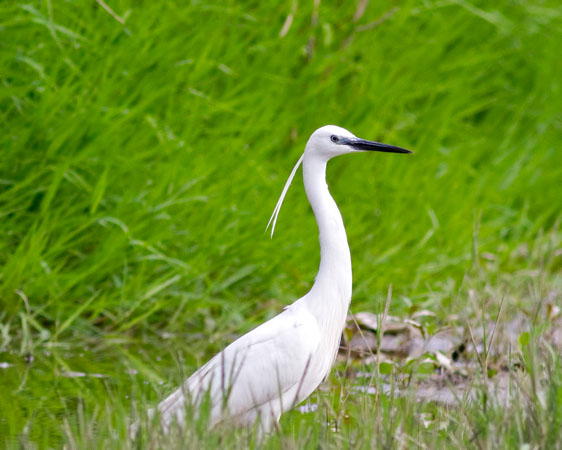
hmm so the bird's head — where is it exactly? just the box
[305,125,412,160]
[266,125,412,237]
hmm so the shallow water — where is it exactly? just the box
[0,339,177,446]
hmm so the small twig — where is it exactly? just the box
[356,7,398,32]
[291,355,312,409]
[374,285,392,437]
[465,320,485,371]
[279,0,297,37]
[375,286,392,388]
[353,0,369,22]
[96,0,125,24]
[341,7,398,50]
[485,295,505,366]
[348,314,377,359]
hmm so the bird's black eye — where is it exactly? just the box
[330,135,339,143]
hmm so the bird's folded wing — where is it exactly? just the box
[180,306,321,418]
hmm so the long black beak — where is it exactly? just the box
[345,138,412,154]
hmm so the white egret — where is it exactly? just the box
[151,125,411,435]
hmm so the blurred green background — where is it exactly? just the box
[1,0,561,447]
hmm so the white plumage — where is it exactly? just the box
[150,125,411,435]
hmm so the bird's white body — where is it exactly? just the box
[153,125,410,434]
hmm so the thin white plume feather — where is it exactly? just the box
[266,154,304,238]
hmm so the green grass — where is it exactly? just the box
[1,0,561,448]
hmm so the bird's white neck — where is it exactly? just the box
[302,153,352,311]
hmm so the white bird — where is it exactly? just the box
[151,125,411,435]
